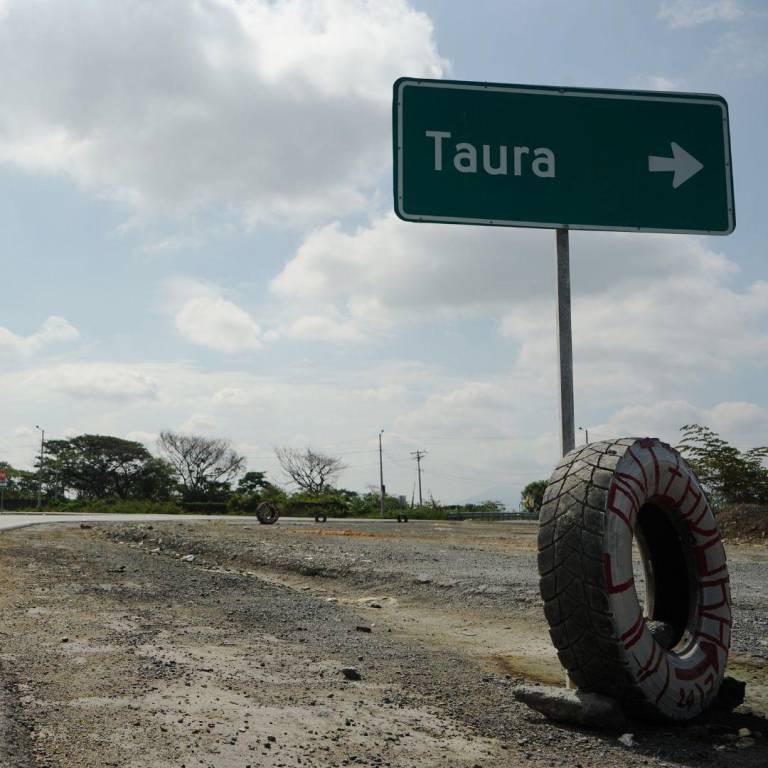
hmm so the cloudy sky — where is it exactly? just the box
[1,0,767,506]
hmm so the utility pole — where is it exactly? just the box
[378,429,385,518]
[578,426,589,445]
[35,425,45,511]
[410,450,426,508]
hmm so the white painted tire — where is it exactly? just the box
[538,438,731,720]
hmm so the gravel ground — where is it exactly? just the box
[0,519,765,767]
[107,518,768,658]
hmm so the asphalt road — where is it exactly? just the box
[0,512,393,533]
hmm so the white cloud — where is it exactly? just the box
[0,359,431,482]
[0,0,444,226]
[139,235,204,255]
[707,401,768,432]
[212,386,276,407]
[500,275,768,404]
[274,313,366,343]
[175,296,263,353]
[163,276,222,305]
[125,430,160,447]
[166,276,367,351]
[658,0,743,28]
[0,316,79,355]
[180,412,218,434]
[361,384,408,402]
[272,212,767,406]
[386,374,565,500]
[712,30,768,74]
[628,74,684,91]
[26,363,159,400]
[591,400,768,450]
[164,276,264,353]
[272,213,735,321]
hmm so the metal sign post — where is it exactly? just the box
[556,229,575,456]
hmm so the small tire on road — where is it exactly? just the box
[538,438,731,721]
[256,501,280,525]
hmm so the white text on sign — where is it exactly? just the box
[425,131,556,178]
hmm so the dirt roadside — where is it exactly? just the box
[0,520,766,767]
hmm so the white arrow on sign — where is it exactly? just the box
[648,142,703,189]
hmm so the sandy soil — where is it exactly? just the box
[0,519,766,767]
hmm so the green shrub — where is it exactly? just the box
[0,497,40,512]
[180,501,229,515]
[401,506,448,520]
[228,486,288,515]
[54,498,183,515]
[281,494,347,517]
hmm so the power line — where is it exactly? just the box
[420,466,543,484]
[383,449,411,464]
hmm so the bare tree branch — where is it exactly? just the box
[158,431,245,494]
[274,446,345,493]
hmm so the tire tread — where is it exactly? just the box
[538,440,639,700]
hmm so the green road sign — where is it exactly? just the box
[393,78,734,234]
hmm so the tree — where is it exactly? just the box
[475,499,507,514]
[521,479,548,513]
[40,435,163,500]
[274,447,345,493]
[677,424,768,509]
[158,431,245,499]
[237,471,273,495]
[131,457,178,501]
[0,462,38,499]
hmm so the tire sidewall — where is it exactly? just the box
[602,438,731,720]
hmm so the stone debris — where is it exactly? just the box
[513,685,626,730]
[734,726,755,748]
[618,733,636,748]
[341,667,362,681]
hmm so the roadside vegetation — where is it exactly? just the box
[677,423,768,510]
[677,423,768,541]
[5,423,759,523]
[0,432,512,520]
